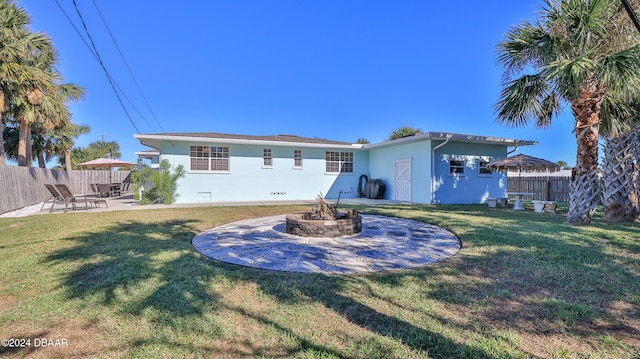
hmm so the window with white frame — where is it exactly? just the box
[211,146,229,171]
[190,145,229,171]
[326,151,354,173]
[449,159,465,175]
[263,148,272,167]
[190,146,209,171]
[294,150,302,168]
[478,159,492,175]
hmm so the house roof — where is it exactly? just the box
[134,132,361,150]
[134,131,537,151]
[135,149,160,160]
[363,132,538,149]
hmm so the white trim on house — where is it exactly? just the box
[134,133,364,150]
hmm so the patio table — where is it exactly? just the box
[110,183,121,197]
[505,192,534,211]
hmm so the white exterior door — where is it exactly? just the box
[395,159,412,201]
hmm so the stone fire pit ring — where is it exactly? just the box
[193,214,461,274]
[285,211,362,237]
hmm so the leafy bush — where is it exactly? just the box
[132,159,185,204]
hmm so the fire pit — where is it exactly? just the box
[286,193,362,237]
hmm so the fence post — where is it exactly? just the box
[546,176,550,201]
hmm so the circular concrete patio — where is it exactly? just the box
[192,214,461,274]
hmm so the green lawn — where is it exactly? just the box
[0,203,638,358]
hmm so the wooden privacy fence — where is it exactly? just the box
[508,176,571,202]
[0,166,131,214]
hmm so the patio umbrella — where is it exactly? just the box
[486,154,560,173]
[487,154,560,194]
[77,158,137,183]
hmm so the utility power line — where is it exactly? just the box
[621,0,640,33]
[69,0,140,133]
[92,0,165,132]
[54,0,164,134]
[54,1,160,132]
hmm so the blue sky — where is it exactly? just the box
[20,0,577,166]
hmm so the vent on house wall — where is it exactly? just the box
[197,192,212,201]
[270,192,287,196]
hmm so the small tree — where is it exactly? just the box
[134,159,185,204]
[388,126,422,140]
[556,160,572,170]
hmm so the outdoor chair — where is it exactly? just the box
[53,184,90,213]
[41,184,66,213]
[88,183,108,208]
[120,182,131,196]
[90,183,100,197]
[97,183,111,197]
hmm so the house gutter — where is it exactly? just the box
[507,145,519,155]
[431,135,452,204]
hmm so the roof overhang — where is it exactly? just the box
[364,132,537,150]
[134,134,364,150]
[135,150,160,160]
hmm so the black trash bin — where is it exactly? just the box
[365,179,386,199]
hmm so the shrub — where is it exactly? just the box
[133,159,185,204]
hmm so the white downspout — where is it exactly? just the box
[507,145,519,155]
[431,135,452,204]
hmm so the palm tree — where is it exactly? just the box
[388,126,423,140]
[0,0,54,166]
[555,160,572,170]
[13,81,85,166]
[3,117,87,170]
[494,0,640,225]
[91,139,121,159]
[2,122,50,167]
[53,122,90,172]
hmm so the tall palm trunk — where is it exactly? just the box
[636,128,640,202]
[602,130,639,221]
[0,91,7,166]
[567,83,604,225]
[0,121,6,166]
[37,151,46,168]
[64,146,72,172]
[17,115,29,166]
[26,124,33,167]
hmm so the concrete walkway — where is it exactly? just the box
[2,196,412,217]
[193,214,461,275]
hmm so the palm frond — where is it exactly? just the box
[563,0,610,53]
[495,73,551,127]
[545,52,596,98]
[537,91,562,129]
[496,21,549,79]
[599,44,640,97]
[56,83,86,101]
[599,93,635,136]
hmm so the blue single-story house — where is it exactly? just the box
[134,131,536,204]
